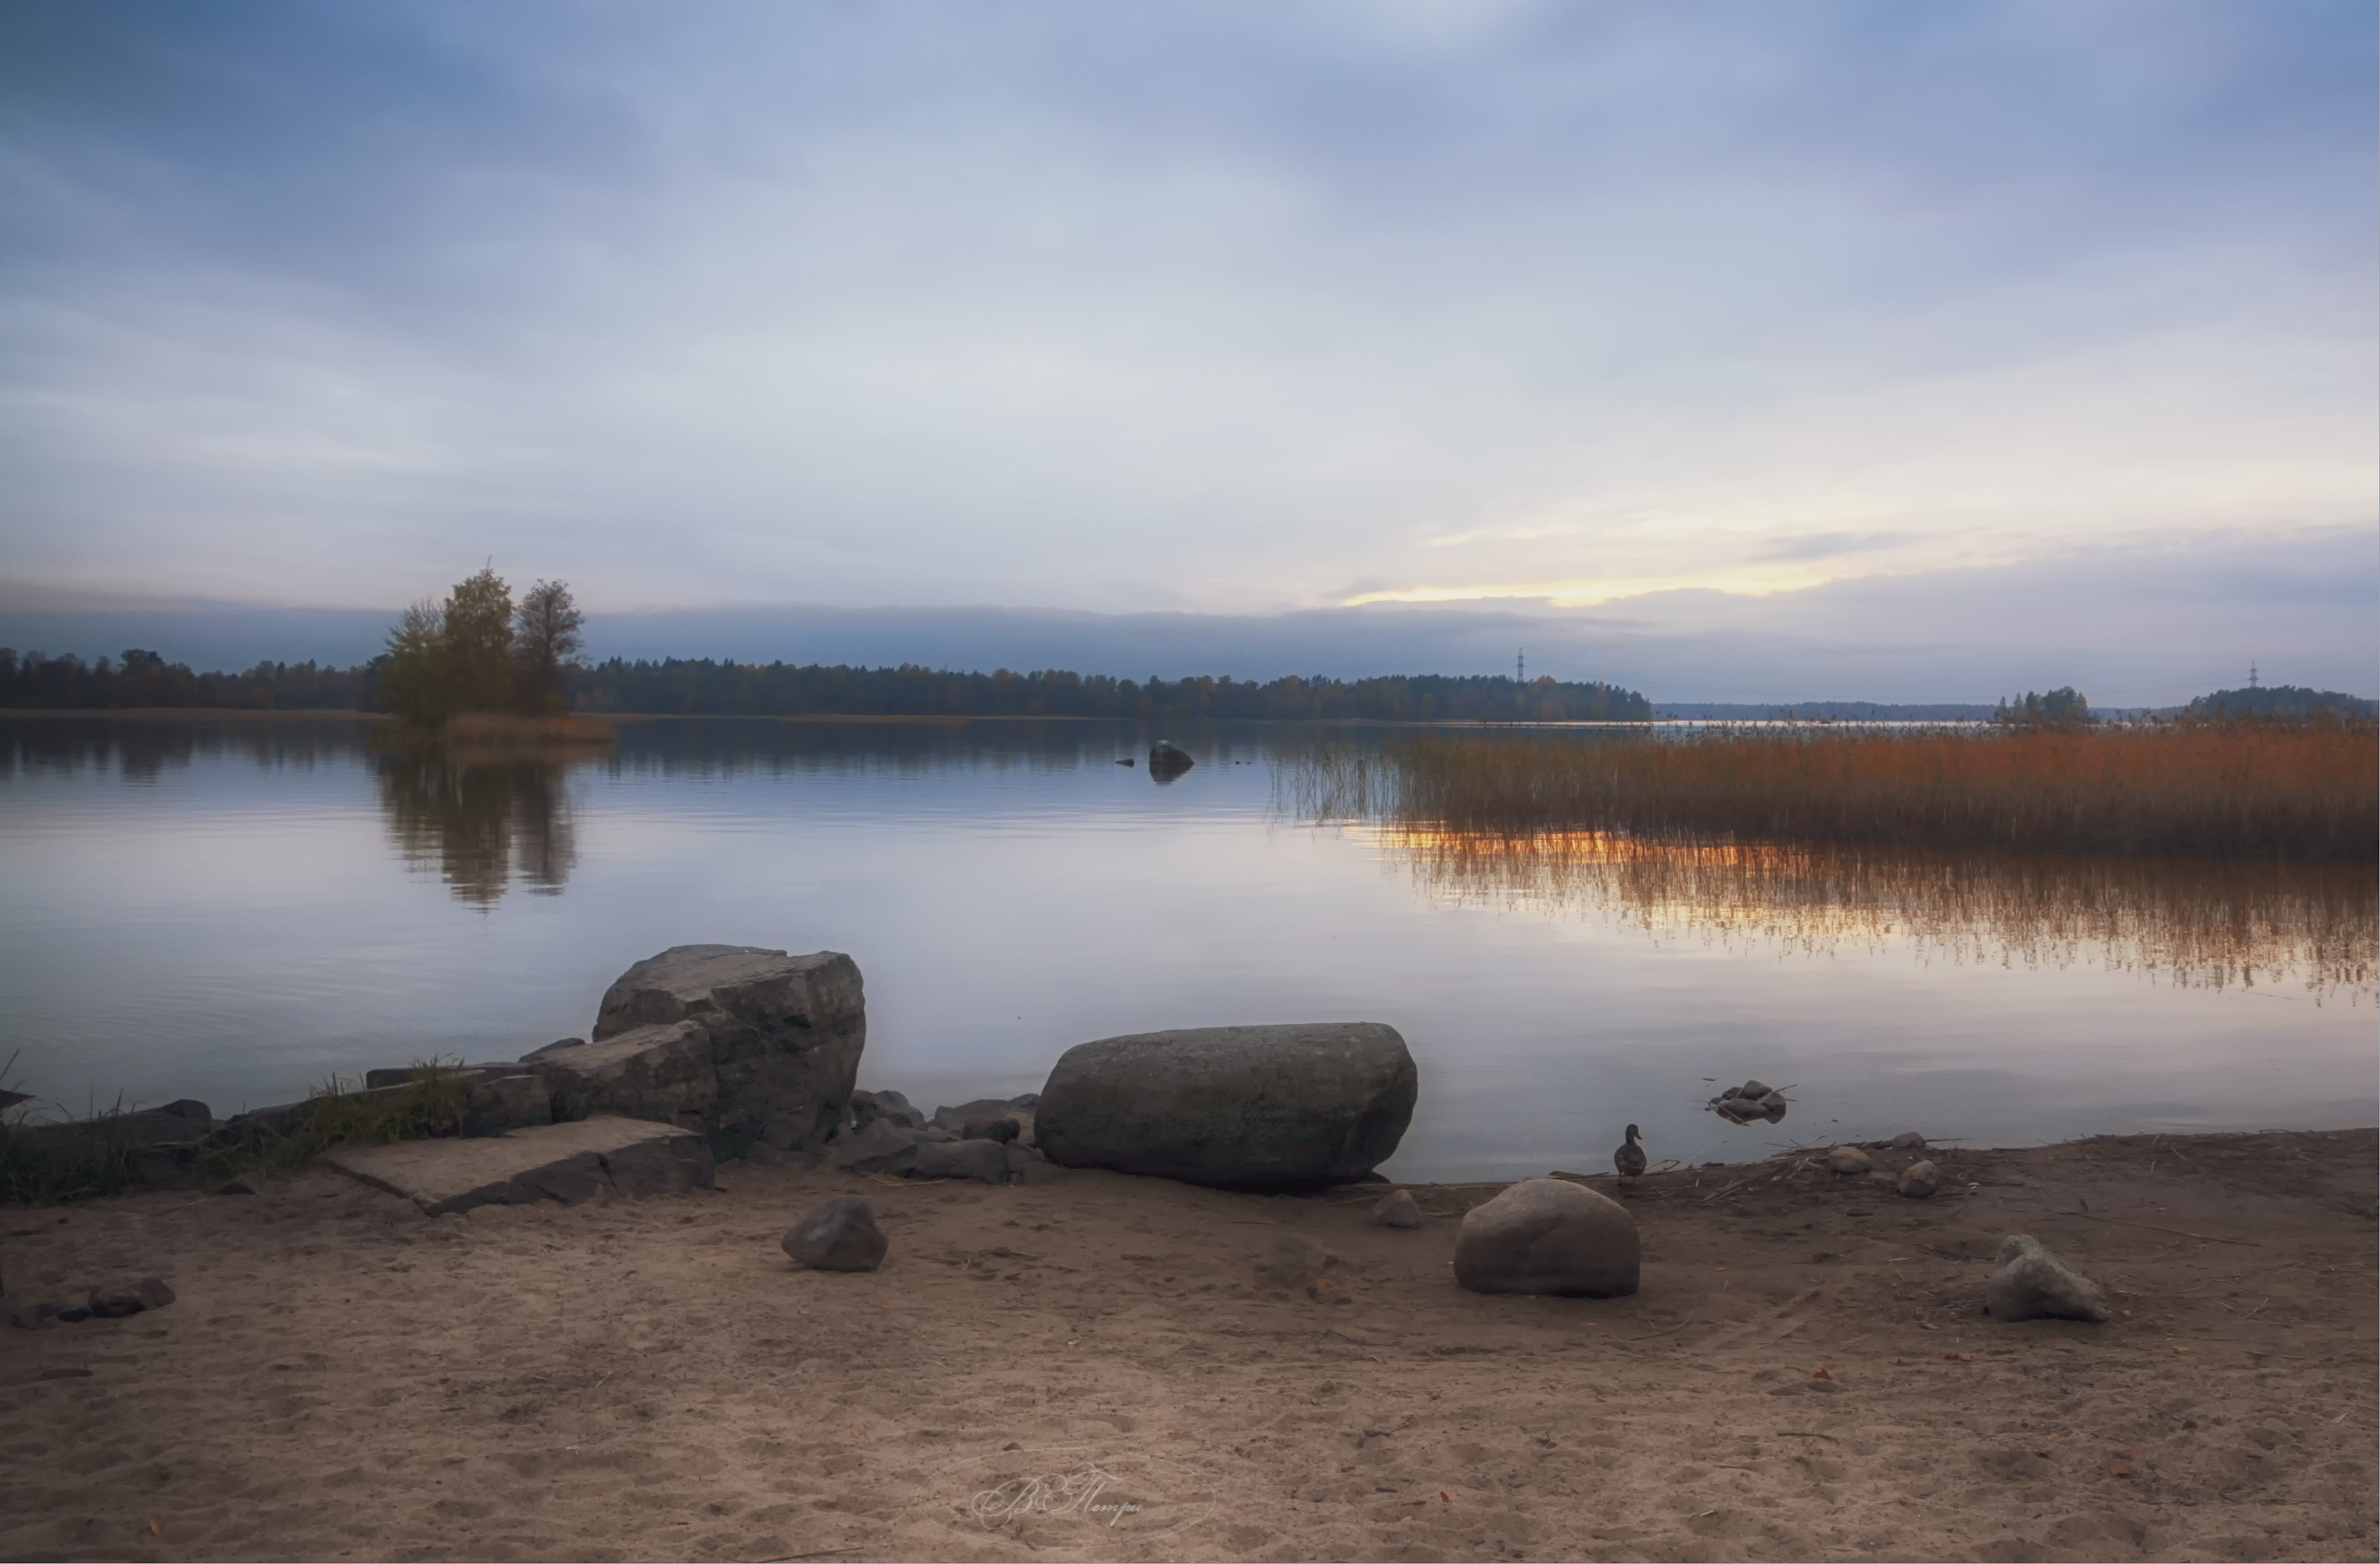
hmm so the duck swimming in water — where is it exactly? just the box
[1613,1123,1648,1182]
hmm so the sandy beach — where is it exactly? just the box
[2,1128,2373,1564]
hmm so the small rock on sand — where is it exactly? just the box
[1372,1189,1423,1229]
[1254,1234,1337,1292]
[1987,1234,2111,1323]
[782,1197,889,1273]
[1897,1160,1941,1198]
[86,1278,175,1319]
[1826,1145,1873,1175]
[1453,1179,1639,1298]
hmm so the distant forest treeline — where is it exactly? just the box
[571,660,1652,722]
[0,647,1651,723]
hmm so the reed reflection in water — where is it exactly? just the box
[374,750,580,906]
[1360,825,2375,1001]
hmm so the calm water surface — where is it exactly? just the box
[2,716,2371,1182]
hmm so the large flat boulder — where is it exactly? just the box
[1033,1023,1418,1190]
[593,945,866,1158]
[321,1116,714,1217]
[517,1022,716,1127]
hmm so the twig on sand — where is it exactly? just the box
[750,1550,864,1562]
[2057,1209,2258,1248]
[1630,1313,1699,1340]
[1774,1431,1841,1443]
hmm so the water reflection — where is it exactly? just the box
[1358,826,2375,1000]
[374,751,578,906]
[0,716,367,781]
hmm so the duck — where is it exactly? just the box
[1613,1123,1649,1182]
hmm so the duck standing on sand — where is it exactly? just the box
[1614,1123,1648,1183]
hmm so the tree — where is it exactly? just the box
[440,567,516,715]
[380,601,448,724]
[1994,686,2091,727]
[512,579,584,715]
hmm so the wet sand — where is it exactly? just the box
[2,1129,2373,1563]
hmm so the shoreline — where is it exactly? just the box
[6,1126,2372,1562]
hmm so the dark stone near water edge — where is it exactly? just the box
[850,1089,925,1132]
[825,1119,923,1175]
[1035,1023,1417,1190]
[1987,1235,2111,1324]
[909,1139,1012,1184]
[1712,1082,1789,1125]
[521,1022,714,1129]
[593,945,866,1159]
[1147,741,1195,781]
[1454,1179,1640,1298]
[783,1197,889,1272]
[1372,1189,1424,1229]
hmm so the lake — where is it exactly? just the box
[2,715,2370,1182]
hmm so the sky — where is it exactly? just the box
[1,1,2374,700]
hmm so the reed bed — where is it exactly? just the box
[1361,826,2374,998]
[1316,723,2376,861]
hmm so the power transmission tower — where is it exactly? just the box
[1517,650,1526,683]
[2248,661,2259,689]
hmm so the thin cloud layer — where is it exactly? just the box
[0,2,2372,666]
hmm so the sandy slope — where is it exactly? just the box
[2,1129,2373,1563]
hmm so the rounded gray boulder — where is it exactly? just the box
[782,1196,889,1273]
[1453,1179,1640,1298]
[1033,1023,1417,1190]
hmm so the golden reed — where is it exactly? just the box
[1377,723,2377,861]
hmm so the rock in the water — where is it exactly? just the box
[1035,1023,1417,1190]
[909,1138,1012,1183]
[593,945,866,1158]
[824,1118,923,1175]
[1888,1131,1928,1151]
[783,1197,888,1272]
[1372,1189,1424,1229]
[1453,1179,1640,1298]
[1254,1234,1337,1292]
[86,1278,175,1320]
[850,1089,925,1132]
[1896,1160,1941,1198]
[1826,1145,1873,1175]
[1711,1081,1789,1125]
[1987,1234,2111,1323]
[1147,740,1195,780]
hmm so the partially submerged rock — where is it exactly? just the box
[592,945,866,1158]
[1372,1189,1424,1229]
[783,1196,888,1272]
[1987,1234,2111,1323]
[1454,1179,1639,1298]
[1035,1022,1417,1190]
[321,1115,715,1217]
[1897,1160,1941,1198]
[1712,1081,1789,1125]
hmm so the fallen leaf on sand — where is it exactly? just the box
[1940,1352,1975,1363]
[2109,1461,2133,1478]
[1811,1369,1832,1380]
[1438,1492,1452,1504]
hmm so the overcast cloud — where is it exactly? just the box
[0,2,2372,692]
